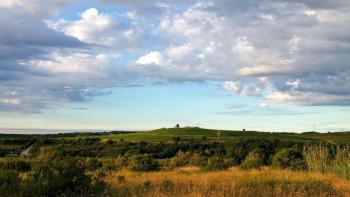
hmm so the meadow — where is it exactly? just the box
[0,127,350,196]
[108,167,350,197]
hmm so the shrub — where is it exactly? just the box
[0,170,22,196]
[202,156,228,171]
[189,153,204,166]
[160,179,175,192]
[115,155,129,170]
[240,150,264,169]
[27,158,107,196]
[272,148,307,170]
[170,151,192,167]
[117,176,126,184]
[0,159,31,172]
[102,159,118,171]
[129,154,159,172]
[85,158,102,171]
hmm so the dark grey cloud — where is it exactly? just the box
[0,2,113,113]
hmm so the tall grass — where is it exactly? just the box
[303,144,350,179]
[107,167,350,197]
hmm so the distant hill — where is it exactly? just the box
[98,127,350,144]
[1,127,349,144]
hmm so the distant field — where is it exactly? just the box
[93,128,350,144]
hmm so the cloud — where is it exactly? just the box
[2,0,350,114]
[267,91,350,106]
[47,8,143,48]
[136,51,164,65]
[0,0,21,8]
[127,0,350,105]
[0,4,122,113]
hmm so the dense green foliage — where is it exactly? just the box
[0,128,349,196]
[129,154,159,172]
[0,158,107,197]
[272,148,307,170]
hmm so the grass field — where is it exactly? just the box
[96,127,350,144]
[108,167,350,197]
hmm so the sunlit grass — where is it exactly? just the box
[106,167,350,197]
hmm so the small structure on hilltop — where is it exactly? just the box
[175,124,180,128]
[243,129,246,132]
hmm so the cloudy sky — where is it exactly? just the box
[1,0,350,132]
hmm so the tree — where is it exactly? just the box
[272,148,307,170]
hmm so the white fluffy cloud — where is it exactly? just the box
[25,52,113,74]
[136,51,164,65]
[47,8,142,47]
[128,0,350,105]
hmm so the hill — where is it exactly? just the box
[98,127,350,144]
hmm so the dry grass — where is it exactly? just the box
[106,167,350,197]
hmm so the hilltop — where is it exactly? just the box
[98,127,350,144]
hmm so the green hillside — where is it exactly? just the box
[99,127,350,144]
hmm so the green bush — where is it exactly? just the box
[272,148,307,170]
[129,154,159,172]
[27,158,107,196]
[115,155,129,170]
[189,153,204,166]
[0,170,22,196]
[102,159,118,171]
[240,150,264,169]
[170,151,192,167]
[85,158,102,171]
[202,156,228,171]
[0,159,31,172]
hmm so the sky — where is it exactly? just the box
[0,0,350,132]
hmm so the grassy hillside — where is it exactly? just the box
[99,127,350,144]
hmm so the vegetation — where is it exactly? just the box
[108,167,350,197]
[0,127,350,196]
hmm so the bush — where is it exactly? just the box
[202,156,228,171]
[272,148,307,170]
[0,159,31,172]
[27,158,106,196]
[102,159,118,171]
[85,158,102,171]
[129,154,159,172]
[170,151,192,168]
[189,153,204,166]
[0,170,22,196]
[160,179,175,192]
[115,155,129,170]
[240,150,264,169]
